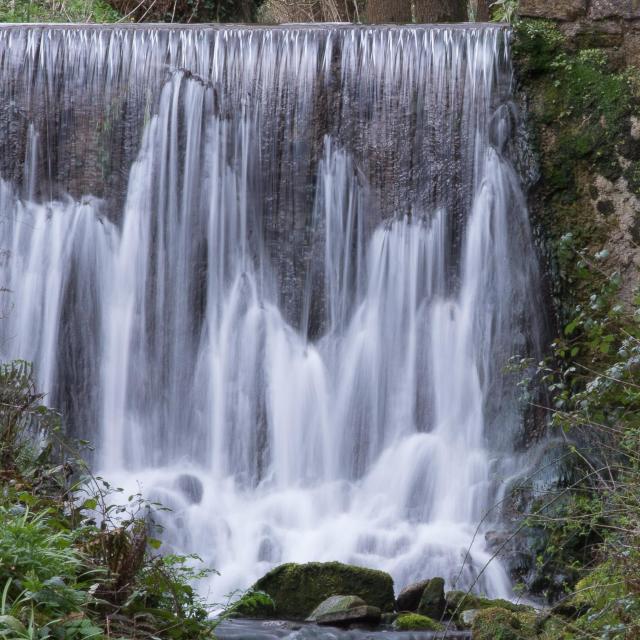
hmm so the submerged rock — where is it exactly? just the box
[252,562,395,620]
[307,595,381,626]
[175,474,204,504]
[380,612,398,625]
[393,613,444,631]
[396,579,430,612]
[417,577,445,620]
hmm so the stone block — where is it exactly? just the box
[624,31,640,65]
[519,0,587,21]
[589,0,640,20]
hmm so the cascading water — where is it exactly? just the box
[0,23,543,602]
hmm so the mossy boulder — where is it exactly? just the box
[539,614,569,639]
[252,562,395,620]
[393,613,444,632]
[570,564,626,611]
[307,595,381,626]
[471,607,537,640]
[446,590,533,621]
[416,577,445,620]
[396,579,430,612]
[228,590,276,618]
[307,595,366,621]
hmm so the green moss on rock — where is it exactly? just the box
[252,562,395,620]
[307,595,382,626]
[512,17,640,333]
[445,590,532,619]
[393,613,444,631]
[512,19,564,76]
[229,590,276,618]
[416,577,445,620]
[471,607,537,640]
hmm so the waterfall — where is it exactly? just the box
[0,24,543,601]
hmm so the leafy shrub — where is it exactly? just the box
[0,361,218,639]
[0,0,120,23]
[490,0,518,24]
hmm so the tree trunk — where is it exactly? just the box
[366,0,412,23]
[414,0,467,22]
[474,0,491,21]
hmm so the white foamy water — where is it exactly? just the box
[0,24,542,601]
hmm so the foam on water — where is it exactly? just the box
[0,24,542,601]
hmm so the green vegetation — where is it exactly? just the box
[251,561,395,620]
[445,590,531,620]
[0,0,265,23]
[0,0,120,23]
[226,590,275,618]
[490,0,518,24]
[509,16,640,640]
[471,606,537,640]
[0,361,218,639]
[393,613,443,631]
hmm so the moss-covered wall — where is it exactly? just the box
[514,18,640,323]
[520,0,640,67]
[503,17,640,630]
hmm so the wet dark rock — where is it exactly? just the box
[484,530,509,550]
[175,474,204,504]
[550,598,585,619]
[597,199,615,216]
[416,577,445,620]
[396,579,429,612]
[380,612,398,625]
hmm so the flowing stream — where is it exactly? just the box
[0,24,542,602]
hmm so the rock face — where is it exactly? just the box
[589,0,640,20]
[519,0,586,21]
[306,595,381,626]
[396,579,429,612]
[416,577,446,620]
[252,562,395,620]
[519,0,640,67]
